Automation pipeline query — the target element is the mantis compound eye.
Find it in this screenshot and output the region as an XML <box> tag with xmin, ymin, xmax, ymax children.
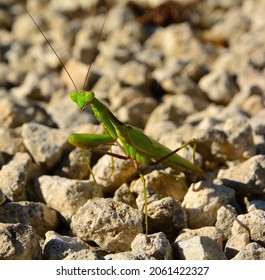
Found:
<box><xmin>84</xmin><ymin>91</ymin><xmax>95</xmax><ymax>102</ymax></box>
<box><xmin>70</xmin><ymin>92</ymin><xmax>77</xmax><ymax>102</ymax></box>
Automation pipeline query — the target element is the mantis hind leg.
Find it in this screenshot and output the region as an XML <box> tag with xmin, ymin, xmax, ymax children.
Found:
<box><xmin>153</xmin><ymin>138</ymin><xmax>198</xmax><ymax>166</ymax></box>
<box><xmin>137</xmin><ymin>170</ymin><xmax>149</xmax><ymax>243</ymax></box>
<box><xmin>136</xmin><ymin>139</ymin><xmax>199</xmax><ymax>243</ymax></box>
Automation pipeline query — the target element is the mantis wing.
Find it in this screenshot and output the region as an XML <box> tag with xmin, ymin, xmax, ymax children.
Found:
<box><xmin>126</xmin><ymin>124</ymin><xmax>203</xmax><ymax>174</ymax></box>
<box><xmin>126</xmin><ymin>125</ymin><xmax>172</xmax><ymax>159</ymax></box>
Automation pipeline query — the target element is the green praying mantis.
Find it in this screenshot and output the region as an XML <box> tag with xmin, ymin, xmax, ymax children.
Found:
<box><xmin>25</xmin><ymin>7</ymin><xmax>203</xmax><ymax>241</ymax></box>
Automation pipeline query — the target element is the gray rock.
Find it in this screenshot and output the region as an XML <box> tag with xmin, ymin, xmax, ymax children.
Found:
<box><xmin>231</xmin><ymin>210</ymin><xmax>265</xmax><ymax>246</ymax></box>
<box><xmin>43</xmin><ymin>231</ymin><xmax>89</xmax><ymax>260</ymax></box>
<box><xmin>140</xmin><ymin>167</ymin><xmax>188</xmax><ymax>201</ymax></box>
<box><xmin>205</xmin><ymin>0</ymin><xmax>243</xmax><ymax>10</ymax></box>
<box><xmin>12</xmin><ymin>10</ymin><xmax>45</xmax><ymax>42</ymax></box>
<box><xmin>147</xmin><ymin>197</ymin><xmax>187</xmax><ymax>241</ymax></box>
<box><xmin>203</xmin><ymin>8</ymin><xmax>250</xmax><ymax>48</ymax></box>
<box><xmin>92</xmin><ymin>147</ymin><xmax>137</xmax><ymax>192</ymax></box>
<box><xmin>199</xmin><ymin>70</ymin><xmax>239</xmax><ymax>104</ymax></box>
<box><xmin>0</xmin><ymin>201</ymin><xmax>59</xmax><ymax>237</ymax></box>
<box><xmin>0</xmin><ymin>8</ymin><xmax>12</xmax><ymax>29</ymax></box>
<box><xmin>118</xmin><ymin>61</ymin><xmax>149</xmax><ymax>88</ymax></box>
<box><xmin>78</xmin><ymin>0</ymin><xmax>105</xmax><ymax>9</ymax></box>
<box><xmin>130</xmin><ymin>177</ymin><xmax>160</xmax><ymax>211</ymax></box>
<box><xmin>215</xmin><ymin>205</ymin><xmax>238</xmax><ymax>239</ymax></box>
<box><xmin>214</xmin><ymin>117</ymin><xmax>254</xmax><ymax>161</ymax></box>
<box><xmin>21</xmin><ymin>122</ymin><xmax>70</xmax><ymax>168</ymax></box>
<box><xmin>0</xmin><ymin>151</ymin><xmax>4</xmax><ymax>166</ymax></box>
<box><xmin>250</xmin><ymin>109</ymin><xmax>265</xmax><ymax>136</ymax></box>
<box><xmin>73</xmin><ymin>40</ymin><xmax>99</xmax><ymax>66</ymax></box>
<box><xmin>0</xmin><ymin>190</ymin><xmax>5</xmax><ymax>206</ymax></box>
<box><xmin>240</xmin><ymin>94</ymin><xmax>264</xmax><ymax>117</ymax></box>
<box><xmin>233</xmin><ymin>71</ymin><xmax>265</xmax><ymax>114</ymax></box>
<box><xmin>145</xmin><ymin>97</ymin><xmax>191</xmax><ymax>128</ymax></box>
<box><xmin>100</xmin><ymin>20</ymin><xmax>144</xmax><ymax>63</ymax></box>
<box><xmin>225</xmin><ymin>233</ymin><xmax>250</xmax><ymax>259</ymax></box>
<box><xmin>0</xmin><ymin>223</ymin><xmax>41</xmax><ymax>260</ymax></box>
<box><xmin>0</xmin><ymin>127</ymin><xmax>26</xmax><ymax>155</ymax></box>
<box><xmin>171</xmin><ymin>68</ymin><xmax>207</xmax><ymax>97</ymax></box>
<box><xmin>92</xmin><ymin>55</ymin><xmax>122</xmax><ymax>80</ymax></box>
<box><xmin>54</xmin><ymin>148</ymin><xmax>91</xmax><ymax>180</ymax></box>
<box><xmin>157</xmin><ymin>70</ymin><xmax>206</xmax><ymax>105</ymax></box>
<box><xmin>146</xmin><ymin>23</ymin><xmax>207</xmax><ymax>62</ymax></box>
<box><xmin>182</xmin><ymin>181</ymin><xmax>236</xmax><ymax>228</ymax></box>
<box><xmin>144</xmin><ymin>121</ymin><xmax>177</xmax><ymax>141</ymax></box>
<box><xmin>116</xmin><ymin>97</ymin><xmax>157</xmax><ymax>129</ymax></box>
<box><xmin>130</xmin><ymin>168</ymin><xmax>188</xmax><ymax>206</ymax></box>
<box><xmin>176</xmin><ymin>226</ymin><xmax>225</xmax><ymax>248</ymax></box>
<box><xmin>113</xmin><ymin>183</ymin><xmax>137</xmax><ymax>208</ymax></box>
<box><xmin>11</xmin><ymin>71</ymin><xmax>60</xmax><ymax>101</ymax></box>
<box><xmin>173</xmin><ymin>236</ymin><xmax>227</xmax><ymax>260</ymax></box>
<box><xmin>131</xmin><ymin>232</ymin><xmax>173</xmax><ymax>260</ymax></box>
<box><xmin>218</xmin><ymin>155</ymin><xmax>265</xmax><ymax>195</ymax></box>
<box><xmin>71</xmin><ymin>198</ymin><xmax>143</xmax><ymax>252</ymax></box>
<box><xmin>231</xmin><ymin>25</ymin><xmax>265</xmax><ymax>68</ymax></box>
<box><xmin>196</xmin><ymin>115</ymin><xmax>255</xmax><ymax>163</ymax></box>
<box><xmin>243</xmin><ymin>0</ymin><xmax>265</xmax><ymax>30</ymax></box>
<box><xmin>0</xmin><ymin>152</ymin><xmax>32</xmax><ymax>201</ymax></box>
<box><xmin>64</xmin><ymin>249</ymin><xmax>104</xmax><ymax>260</ymax></box>
<box><xmin>105</xmin><ymin>251</ymin><xmax>154</xmax><ymax>260</ymax></box>
<box><xmin>135</xmin><ymin>47</ymin><xmax>164</xmax><ymax>69</ymax></box>
<box><xmin>0</xmin><ymin>90</ymin><xmax>55</xmax><ymax>128</ymax></box>
<box><xmin>35</xmin><ymin>175</ymin><xmax>100</xmax><ymax>223</ymax></box>
<box><xmin>73</xmin><ymin>14</ymin><xmax>108</xmax><ymax>61</ymax></box>
<box><xmin>247</xmin><ymin>200</ymin><xmax>265</xmax><ymax>212</ymax></box>
<box><xmin>232</xmin><ymin>242</ymin><xmax>265</xmax><ymax>260</ymax></box>
<box><xmin>103</xmin><ymin>5</ymin><xmax>136</xmax><ymax>33</ymax></box>
<box><xmin>0</xmin><ymin>64</ymin><xmax>8</xmax><ymax>86</ymax></box>
<box><xmin>93</xmin><ymin>75</ymin><xmax>122</xmax><ymax>101</ymax></box>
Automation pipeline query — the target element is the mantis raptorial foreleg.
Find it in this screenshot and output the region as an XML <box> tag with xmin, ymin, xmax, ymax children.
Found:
<box><xmin>80</xmin><ymin>148</ymin><xmax>100</xmax><ymax>197</ymax></box>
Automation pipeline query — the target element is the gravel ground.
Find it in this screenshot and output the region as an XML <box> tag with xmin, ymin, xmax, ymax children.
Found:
<box><xmin>1</xmin><ymin>0</ymin><xmax>265</xmax><ymax>260</ymax></box>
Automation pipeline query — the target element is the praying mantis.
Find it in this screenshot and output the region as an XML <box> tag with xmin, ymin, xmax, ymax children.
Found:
<box><xmin>25</xmin><ymin>7</ymin><xmax>203</xmax><ymax>242</ymax></box>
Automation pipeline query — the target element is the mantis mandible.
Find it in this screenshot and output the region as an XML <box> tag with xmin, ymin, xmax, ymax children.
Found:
<box><xmin>25</xmin><ymin>7</ymin><xmax>203</xmax><ymax>242</ymax></box>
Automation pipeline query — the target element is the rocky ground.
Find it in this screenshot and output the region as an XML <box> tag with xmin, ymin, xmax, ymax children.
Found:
<box><xmin>0</xmin><ymin>0</ymin><xmax>265</xmax><ymax>260</ymax></box>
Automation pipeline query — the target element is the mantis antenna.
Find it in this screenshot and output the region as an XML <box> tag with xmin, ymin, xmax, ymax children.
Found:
<box><xmin>24</xmin><ymin>5</ymin><xmax>108</xmax><ymax>93</ymax></box>
<box><xmin>82</xmin><ymin>11</ymin><xmax>109</xmax><ymax>91</ymax></box>
<box><xmin>23</xmin><ymin>6</ymin><xmax>79</xmax><ymax>92</ymax></box>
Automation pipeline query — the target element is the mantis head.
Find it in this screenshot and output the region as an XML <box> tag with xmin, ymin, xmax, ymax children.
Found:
<box><xmin>70</xmin><ymin>91</ymin><xmax>95</xmax><ymax>110</ymax></box>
